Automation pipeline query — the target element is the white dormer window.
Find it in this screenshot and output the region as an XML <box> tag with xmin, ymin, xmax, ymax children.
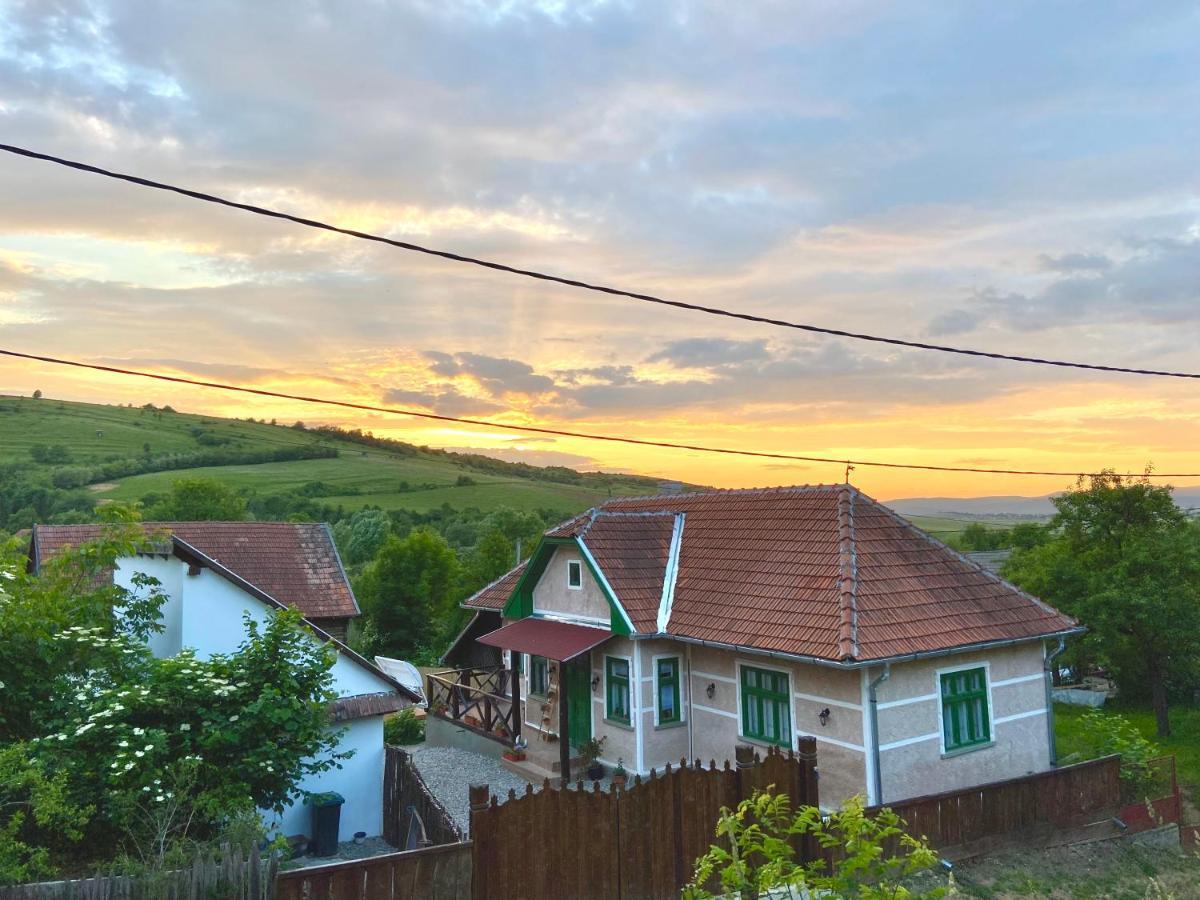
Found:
<box><xmin>567</xmin><ymin>559</ymin><xmax>583</xmax><ymax>590</ymax></box>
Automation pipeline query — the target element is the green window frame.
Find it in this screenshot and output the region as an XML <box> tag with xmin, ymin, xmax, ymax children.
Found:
<box><xmin>656</xmin><ymin>657</ymin><xmax>681</xmax><ymax>725</ymax></box>
<box><xmin>940</xmin><ymin>667</ymin><xmax>991</xmax><ymax>752</ymax></box>
<box><xmin>605</xmin><ymin>657</ymin><xmax>631</xmax><ymax>724</ymax></box>
<box><xmin>739</xmin><ymin>665</ymin><xmax>791</xmax><ymax>747</ymax></box>
<box><xmin>529</xmin><ymin>655</ymin><xmax>549</xmax><ymax>698</ymax></box>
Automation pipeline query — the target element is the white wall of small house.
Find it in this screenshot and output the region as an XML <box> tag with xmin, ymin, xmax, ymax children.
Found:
<box><xmin>266</xmin><ymin>715</ymin><xmax>385</xmax><ymax>842</ymax></box>
<box><xmin>114</xmin><ymin>555</ymin><xmax>184</xmax><ymax>658</ymax></box>
<box><xmin>110</xmin><ymin>555</ymin><xmax>394</xmax><ymax>842</ymax></box>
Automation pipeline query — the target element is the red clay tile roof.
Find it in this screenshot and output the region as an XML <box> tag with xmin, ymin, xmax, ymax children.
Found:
<box><xmin>32</xmin><ymin>522</ymin><xmax>358</xmax><ymax>621</ymax></box>
<box><xmin>576</xmin><ymin>511</ymin><xmax>675</xmax><ymax>634</ymax></box>
<box><xmin>463</xmin><ymin>560</ymin><xmax>528</xmax><ymax>610</ymax></box>
<box><xmin>467</xmin><ymin>486</ymin><xmax>1078</xmax><ymax>663</ymax></box>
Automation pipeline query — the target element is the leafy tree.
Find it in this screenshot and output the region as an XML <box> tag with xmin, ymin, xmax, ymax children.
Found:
<box><xmin>1003</xmin><ymin>471</ymin><xmax>1200</xmax><ymax>736</ymax></box>
<box><xmin>356</xmin><ymin>527</ymin><xmax>459</xmax><ymax>662</ymax></box>
<box><xmin>146</xmin><ymin>478</ymin><xmax>248</xmax><ymax>521</ymax></box>
<box><xmin>332</xmin><ymin>508</ymin><xmax>392</xmax><ymax>566</ymax></box>
<box><xmin>31</xmin><ymin>390</ymin><xmax>41</xmax><ymax>400</ymax></box>
<box><xmin>685</xmin><ymin>790</ymin><xmax>944</xmax><ymax>899</ymax></box>
<box><xmin>0</xmin><ymin>516</ymin><xmax>345</xmax><ymax>876</ymax></box>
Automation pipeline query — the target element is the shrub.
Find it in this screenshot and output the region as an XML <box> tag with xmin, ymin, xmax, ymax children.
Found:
<box><xmin>685</xmin><ymin>790</ymin><xmax>946</xmax><ymax>899</ymax></box>
<box><xmin>383</xmin><ymin>709</ymin><xmax>424</xmax><ymax>746</ymax></box>
<box><xmin>1079</xmin><ymin>709</ymin><xmax>1164</xmax><ymax>800</ymax></box>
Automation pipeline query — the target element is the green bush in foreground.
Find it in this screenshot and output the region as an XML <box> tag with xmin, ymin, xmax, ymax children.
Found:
<box><xmin>685</xmin><ymin>790</ymin><xmax>946</xmax><ymax>899</ymax></box>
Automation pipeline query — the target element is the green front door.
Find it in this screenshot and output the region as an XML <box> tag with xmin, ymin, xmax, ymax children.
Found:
<box><xmin>564</xmin><ymin>658</ymin><xmax>592</xmax><ymax>750</ymax></box>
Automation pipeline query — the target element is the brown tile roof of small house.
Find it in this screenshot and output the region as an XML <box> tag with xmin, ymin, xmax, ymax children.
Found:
<box><xmin>30</xmin><ymin>522</ymin><xmax>359</xmax><ymax>621</ymax></box>
<box><xmin>464</xmin><ymin>485</ymin><xmax>1079</xmax><ymax>664</ymax></box>
<box><xmin>464</xmin><ymin>561</ymin><xmax>528</xmax><ymax>611</ymax></box>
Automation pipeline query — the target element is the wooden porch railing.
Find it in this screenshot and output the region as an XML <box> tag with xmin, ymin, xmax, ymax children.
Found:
<box><xmin>426</xmin><ymin>666</ymin><xmax>517</xmax><ymax>744</ymax></box>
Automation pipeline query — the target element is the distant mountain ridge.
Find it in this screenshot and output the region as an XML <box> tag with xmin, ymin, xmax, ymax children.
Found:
<box><xmin>887</xmin><ymin>487</ymin><xmax>1200</xmax><ymax>520</ymax></box>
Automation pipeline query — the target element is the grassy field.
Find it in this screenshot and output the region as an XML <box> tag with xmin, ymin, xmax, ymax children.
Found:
<box><xmin>1056</xmin><ymin>702</ymin><xmax>1200</xmax><ymax>799</ymax></box>
<box><xmin>0</xmin><ymin>394</ymin><xmax>675</xmax><ymax>517</ymax></box>
<box><xmin>1</xmin><ymin>393</ymin><xmax>1037</xmax><ymax>526</ymax></box>
<box><xmin>906</xmin><ymin>514</ymin><xmax>1018</xmax><ymax>538</ymax></box>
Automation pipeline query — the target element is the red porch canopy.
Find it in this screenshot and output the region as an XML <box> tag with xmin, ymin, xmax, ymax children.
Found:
<box><xmin>477</xmin><ymin>617</ymin><xmax>610</xmax><ymax>662</ymax></box>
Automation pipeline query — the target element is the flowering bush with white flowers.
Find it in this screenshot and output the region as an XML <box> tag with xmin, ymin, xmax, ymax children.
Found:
<box><xmin>0</xmin><ymin>512</ymin><xmax>344</xmax><ymax>881</ymax></box>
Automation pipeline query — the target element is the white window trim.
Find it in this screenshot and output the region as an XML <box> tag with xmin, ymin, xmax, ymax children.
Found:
<box><xmin>651</xmin><ymin>653</ymin><xmax>686</xmax><ymax>728</ymax></box>
<box><xmin>735</xmin><ymin>658</ymin><xmax>794</xmax><ymax>751</ymax></box>
<box><xmin>566</xmin><ymin>558</ymin><xmax>583</xmax><ymax>590</ymax></box>
<box><xmin>934</xmin><ymin>660</ymin><xmax>995</xmax><ymax>756</ymax></box>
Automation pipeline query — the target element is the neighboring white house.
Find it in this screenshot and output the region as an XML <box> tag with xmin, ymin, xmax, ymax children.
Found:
<box><xmin>29</xmin><ymin>522</ymin><xmax>419</xmax><ymax>842</ymax></box>
<box><xmin>453</xmin><ymin>485</ymin><xmax>1083</xmax><ymax>807</ymax></box>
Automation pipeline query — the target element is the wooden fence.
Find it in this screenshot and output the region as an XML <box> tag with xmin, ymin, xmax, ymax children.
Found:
<box><xmin>871</xmin><ymin>754</ymin><xmax>1123</xmax><ymax>854</ymax></box>
<box><xmin>275</xmin><ymin>843</ymin><xmax>471</xmax><ymax>900</ymax></box>
<box><xmin>468</xmin><ymin>741</ymin><xmax>819</xmax><ymax>900</ymax></box>
<box><xmin>383</xmin><ymin>747</ymin><xmax>464</xmax><ymax>850</ymax></box>
<box><xmin>0</xmin><ymin>845</ymin><xmax>276</xmax><ymax>900</ymax></box>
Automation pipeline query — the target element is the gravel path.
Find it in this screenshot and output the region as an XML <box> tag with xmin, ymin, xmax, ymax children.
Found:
<box><xmin>404</xmin><ymin>744</ymin><xmax>530</xmax><ymax>834</ymax></box>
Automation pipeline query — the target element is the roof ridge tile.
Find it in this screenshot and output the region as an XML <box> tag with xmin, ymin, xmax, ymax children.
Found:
<box><xmin>835</xmin><ymin>484</ymin><xmax>860</xmax><ymax>660</ymax></box>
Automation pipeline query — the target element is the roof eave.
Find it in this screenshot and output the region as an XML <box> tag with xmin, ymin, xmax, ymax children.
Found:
<box><xmin>633</xmin><ymin>626</ymin><xmax>1086</xmax><ymax>670</ymax></box>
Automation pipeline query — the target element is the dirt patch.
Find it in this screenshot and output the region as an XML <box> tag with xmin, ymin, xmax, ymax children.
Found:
<box><xmin>87</xmin><ymin>482</ymin><xmax>118</xmax><ymax>493</ymax></box>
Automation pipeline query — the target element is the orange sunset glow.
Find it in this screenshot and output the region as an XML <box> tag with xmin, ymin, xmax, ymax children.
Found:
<box><xmin>2</xmin><ymin>3</ymin><xmax>1198</xmax><ymax>504</ymax></box>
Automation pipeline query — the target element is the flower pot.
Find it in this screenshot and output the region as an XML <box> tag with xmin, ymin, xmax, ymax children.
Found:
<box><xmin>587</xmin><ymin>763</ymin><xmax>605</xmax><ymax>781</ymax></box>
<box><xmin>503</xmin><ymin>750</ymin><xmax>526</xmax><ymax>762</ymax></box>
<box><xmin>612</xmin><ymin>774</ymin><xmax>627</xmax><ymax>789</ymax></box>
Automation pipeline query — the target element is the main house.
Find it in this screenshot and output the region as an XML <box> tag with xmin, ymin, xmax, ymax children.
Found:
<box><xmin>29</xmin><ymin>522</ymin><xmax>419</xmax><ymax>842</ymax></box>
<box><xmin>450</xmin><ymin>485</ymin><xmax>1081</xmax><ymax>807</ymax></box>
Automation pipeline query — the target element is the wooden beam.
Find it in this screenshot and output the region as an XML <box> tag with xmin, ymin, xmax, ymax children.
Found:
<box><xmin>559</xmin><ymin>664</ymin><xmax>570</xmax><ymax>783</ymax></box>
<box><xmin>510</xmin><ymin>652</ymin><xmax>521</xmax><ymax>744</ymax></box>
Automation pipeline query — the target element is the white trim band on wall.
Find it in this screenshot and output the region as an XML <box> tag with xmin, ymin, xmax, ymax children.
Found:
<box><xmin>692</xmin><ymin>702</ymin><xmax>738</xmax><ymax>721</ymax></box>
<box><xmin>879</xmin><ymin>732</ymin><xmax>941</xmax><ymax>752</ymax></box>
<box><xmin>993</xmin><ymin>708</ymin><xmax>1047</xmax><ymax>724</ymax></box>
<box><xmin>793</xmin><ymin>691</ymin><xmax>862</xmax><ymax>711</ymax></box>
<box><xmin>991</xmin><ymin>673</ymin><xmax>1045</xmax><ymax>688</ymax></box>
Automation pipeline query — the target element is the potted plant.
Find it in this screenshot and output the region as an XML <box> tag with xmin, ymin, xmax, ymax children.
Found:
<box><xmin>612</xmin><ymin>758</ymin><xmax>628</xmax><ymax>789</ymax></box>
<box><xmin>503</xmin><ymin>736</ymin><xmax>528</xmax><ymax>762</ymax></box>
<box><xmin>579</xmin><ymin>736</ymin><xmax>607</xmax><ymax>781</ymax></box>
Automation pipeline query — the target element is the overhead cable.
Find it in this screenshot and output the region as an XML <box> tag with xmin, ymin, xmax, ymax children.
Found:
<box><xmin>1</xmin><ymin>143</ymin><xmax>1197</xmax><ymax>381</ymax></box>
<box><xmin>2</xmin><ymin>347</ymin><xmax>1196</xmax><ymax>478</ymax></box>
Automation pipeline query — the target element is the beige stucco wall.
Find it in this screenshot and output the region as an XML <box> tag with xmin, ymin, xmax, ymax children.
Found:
<box><xmin>875</xmin><ymin>642</ymin><xmax>1049</xmax><ymax>804</ymax></box>
<box><xmin>532</xmin><ymin>546</ymin><xmax>611</xmax><ymax>623</ymax></box>
<box><xmin>684</xmin><ymin>643</ymin><xmax>868</xmax><ymax>807</ymax></box>
<box><xmin>592</xmin><ymin>636</ymin><xmax>638</xmax><ymax>770</ymax></box>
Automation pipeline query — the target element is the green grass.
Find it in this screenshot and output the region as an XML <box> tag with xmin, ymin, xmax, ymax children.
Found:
<box><xmin>0</xmin><ymin>394</ymin><xmax>671</xmax><ymax>517</ymax></box>
<box><xmin>907</xmin><ymin>515</ymin><xmax>1017</xmax><ymax>537</ymax></box>
<box><xmin>1055</xmin><ymin>702</ymin><xmax>1200</xmax><ymax>799</ymax></box>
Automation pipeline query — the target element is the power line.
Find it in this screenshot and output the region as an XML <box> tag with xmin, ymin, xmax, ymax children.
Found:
<box><xmin>3</xmin><ymin>347</ymin><xmax>1198</xmax><ymax>478</ymax></box>
<box><xmin>2</xmin><ymin>142</ymin><xmax>1198</xmax><ymax>382</ymax></box>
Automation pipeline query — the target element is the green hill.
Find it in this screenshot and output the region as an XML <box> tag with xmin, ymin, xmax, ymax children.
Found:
<box><xmin>0</xmin><ymin>394</ymin><xmax>684</xmax><ymax>521</ymax></box>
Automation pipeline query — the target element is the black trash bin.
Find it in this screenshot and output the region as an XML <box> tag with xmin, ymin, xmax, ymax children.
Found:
<box><xmin>307</xmin><ymin>792</ymin><xmax>345</xmax><ymax>857</ymax></box>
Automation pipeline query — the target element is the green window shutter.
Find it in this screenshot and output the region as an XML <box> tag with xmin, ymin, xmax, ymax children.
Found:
<box><xmin>940</xmin><ymin>667</ymin><xmax>992</xmax><ymax>752</ymax></box>
<box><xmin>739</xmin><ymin>665</ymin><xmax>791</xmax><ymax>747</ymax></box>
<box><xmin>656</xmin><ymin>658</ymin><xmax>680</xmax><ymax>724</ymax></box>
<box><xmin>606</xmin><ymin>657</ymin><xmax>630</xmax><ymax>724</ymax></box>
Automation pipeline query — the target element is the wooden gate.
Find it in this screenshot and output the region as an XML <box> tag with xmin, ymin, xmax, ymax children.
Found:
<box><xmin>468</xmin><ymin>741</ymin><xmax>819</xmax><ymax>900</ymax></box>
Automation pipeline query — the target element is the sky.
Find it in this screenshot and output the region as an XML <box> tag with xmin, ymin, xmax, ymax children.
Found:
<box><xmin>0</xmin><ymin>0</ymin><xmax>1198</xmax><ymax>501</ymax></box>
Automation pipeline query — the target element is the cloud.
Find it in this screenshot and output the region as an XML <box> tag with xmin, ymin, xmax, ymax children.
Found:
<box><xmin>381</xmin><ymin>386</ymin><xmax>505</xmax><ymax>417</ymax></box>
<box><xmin>1037</xmin><ymin>252</ymin><xmax>1112</xmax><ymax>273</ymax></box>
<box><xmin>423</xmin><ymin>351</ymin><xmax>556</xmax><ymax>395</ymax></box>
<box><xmin>645</xmin><ymin>338</ymin><xmax>770</xmax><ymax>368</ymax></box>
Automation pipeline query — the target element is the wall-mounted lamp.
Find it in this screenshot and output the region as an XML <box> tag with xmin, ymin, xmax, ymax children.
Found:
<box><xmin>818</xmin><ymin>708</ymin><xmax>831</xmax><ymax>727</ymax></box>
<box><xmin>706</xmin><ymin>682</ymin><xmax>716</xmax><ymax>699</ymax></box>
<box><xmin>591</xmin><ymin>675</ymin><xmax>600</xmax><ymax>693</ymax></box>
